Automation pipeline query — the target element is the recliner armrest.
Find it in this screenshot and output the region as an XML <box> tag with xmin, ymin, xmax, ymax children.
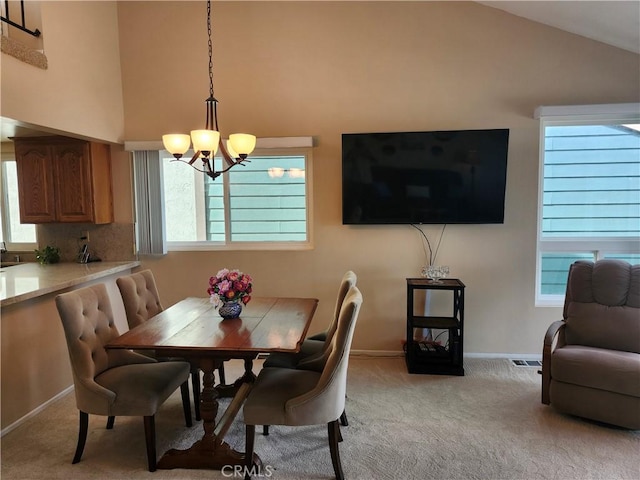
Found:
<box><xmin>544</xmin><ymin>320</ymin><xmax>566</xmax><ymax>350</ymax></box>
<box><xmin>541</xmin><ymin>320</ymin><xmax>566</xmax><ymax>405</ymax></box>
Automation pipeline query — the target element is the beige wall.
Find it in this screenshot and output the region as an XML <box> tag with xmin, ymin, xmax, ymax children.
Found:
<box><xmin>2</xmin><ymin>1</ymin><xmax>639</xmax><ymax>360</ymax></box>
<box><xmin>0</xmin><ymin>2</ymin><xmax>131</xmax><ymax>429</ymax></box>
<box><xmin>118</xmin><ymin>1</ymin><xmax>639</xmax><ymax>355</ymax></box>
<box><xmin>1</xmin><ymin>274</ymin><xmax>132</xmax><ymax>430</ymax></box>
<box><xmin>1</xmin><ymin>1</ymin><xmax>124</xmax><ymax>143</ymax></box>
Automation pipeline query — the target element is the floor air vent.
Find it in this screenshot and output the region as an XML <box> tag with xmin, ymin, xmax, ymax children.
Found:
<box><xmin>511</xmin><ymin>359</ymin><xmax>542</xmax><ymax>367</ymax></box>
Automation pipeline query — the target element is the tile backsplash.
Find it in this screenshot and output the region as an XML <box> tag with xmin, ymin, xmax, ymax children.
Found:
<box><xmin>36</xmin><ymin>222</ymin><xmax>136</xmax><ymax>263</ymax></box>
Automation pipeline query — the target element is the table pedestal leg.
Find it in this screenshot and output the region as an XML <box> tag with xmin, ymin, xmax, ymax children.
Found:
<box><xmin>157</xmin><ymin>357</ymin><xmax>261</xmax><ymax>470</ymax></box>
<box><xmin>217</xmin><ymin>358</ymin><xmax>257</xmax><ymax>398</ymax></box>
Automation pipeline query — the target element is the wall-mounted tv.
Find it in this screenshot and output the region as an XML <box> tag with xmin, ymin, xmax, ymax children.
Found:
<box><xmin>342</xmin><ymin>129</ymin><xmax>509</xmax><ymax>225</ymax></box>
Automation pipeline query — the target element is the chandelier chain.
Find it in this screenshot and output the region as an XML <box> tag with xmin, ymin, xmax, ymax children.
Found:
<box><xmin>161</xmin><ymin>0</ymin><xmax>256</xmax><ymax>179</ymax></box>
<box><xmin>207</xmin><ymin>0</ymin><xmax>214</xmax><ymax>98</ymax></box>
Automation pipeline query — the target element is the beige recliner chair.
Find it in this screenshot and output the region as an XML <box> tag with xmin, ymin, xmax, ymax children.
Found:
<box><xmin>541</xmin><ymin>259</ymin><xmax>640</xmax><ymax>429</ymax></box>
<box><xmin>243</xmin><ymin>285</ymin><xmax>362</xmax><ymax>480</ymax></box>
<box><xmin>56</xmin><ymin>284</ymin><xmax>193</xmax><ymax>471</ymax></box>
<box><xmin>116</xmin><ymin>269</ymin><xmax>226</xmax><ymax>421</ymax></box>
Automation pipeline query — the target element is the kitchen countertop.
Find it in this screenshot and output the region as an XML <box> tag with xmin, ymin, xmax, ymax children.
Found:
<box><xmin>0</xmin><ymin>261</ymin><xmax>140</xmax><ymax>307</ymax></box>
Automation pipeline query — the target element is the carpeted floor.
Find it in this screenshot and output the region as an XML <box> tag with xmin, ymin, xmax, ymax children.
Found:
<box><xmin>1</xmin><ymin>357</ymin><xmax>638</xmax><ymax>480</ymax></box>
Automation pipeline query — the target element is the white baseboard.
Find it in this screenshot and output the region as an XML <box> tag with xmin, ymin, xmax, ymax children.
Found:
<box><xmin>351</xmin><ymin>349</ymin><xmax>404</xmax><ymax>357</ymax></box>
<box><xmin>465</xmin><ymin>352</ymin><xmax>542</xmax><ymax>361</ymax></box>
<box><xmin>350</xmin><ymin>349</ymin><xmax>542</xmax><ymax>361</ymax></box>
<box><xmin>1</xmin><ymin>385</ymin><xmax>74</xmax><ymax>438</ymax></box>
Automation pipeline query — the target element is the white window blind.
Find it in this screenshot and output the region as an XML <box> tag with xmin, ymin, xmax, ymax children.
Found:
<box><xmin>209</xmin><ymin>154</ymin><xmax>308</xmax><ymax>242</ymax></box>
<box><xmin>535</xmin><ymin>103</ymin><xmax>640</xmax><ymax>303</ymax></box>
<box><xmin>132</xmin><ymin>150</ymin><xmax>167</xmax><ymax>255</ymax></box>
<box><xmin>542</xmin><ymin>124</ymin><xmax>640</xmax><ymax>238</ymax></box>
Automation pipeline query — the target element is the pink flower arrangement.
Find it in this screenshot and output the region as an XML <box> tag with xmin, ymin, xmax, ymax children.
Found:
<box><xmin>207</xmin><ymin>268</ymin><xmax>253</xmax><ymax>307</ymax></box>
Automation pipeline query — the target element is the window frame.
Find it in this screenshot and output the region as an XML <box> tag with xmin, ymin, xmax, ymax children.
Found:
<box><xmin>0</xmin><ymin>152</ymin><xmax>37</xmax><ymax>250</ymax></box>
<box><xmin>167</xmin><ymin>146</ymin><xmax>314</xmax><ymax>252</ymax></box>
<box><xmin>127</xmin><ymin>137</ymin><xmax>314</xmax><ymax>254</ymax></box>
<box><xmin>534</xmin><ymin>103</ymin><xmax>640</xmax><ymax>306</ymax></box>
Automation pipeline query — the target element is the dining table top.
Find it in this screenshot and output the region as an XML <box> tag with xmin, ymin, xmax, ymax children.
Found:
<box><xmin>107</xmin><ymin>296</ymin><xmax>319</xmax><ymax>354</ymax></box>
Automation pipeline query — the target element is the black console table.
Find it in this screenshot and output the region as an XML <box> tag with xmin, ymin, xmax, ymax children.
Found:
<box><xmin>405</xmin><ymin>277</ymin><xmax>465</xmax><ymax>376</ymax></box>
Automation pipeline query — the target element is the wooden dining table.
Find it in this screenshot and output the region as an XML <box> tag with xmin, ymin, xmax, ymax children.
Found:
<box><xmin>106</xmin><ymin>296</ymin><xmax>318</xmax><ymax>470</ymax></box>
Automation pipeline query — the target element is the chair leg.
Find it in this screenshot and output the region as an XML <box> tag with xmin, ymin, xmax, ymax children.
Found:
<box><xmin>263</xmin><ymin>425</ymin><xmax>270</xmax><ymax>436</ymax></box>
<box><xmin>143</xmin><ymin>415</ymin><xmax>157</xmax><ymax>472</ymax></box>
<box><xmin>328</xmin><ymin>420</ymin><xmax>344</xmax><ymax>480</ymax></box>
<box><xmin>191</xmin><ymin>369</ymin><xmax>201</xmax><ymax>421</ymax></box>
<box><xmin>72</xmin><ymin>411</ymin><xmax>89</xmax><ymax>464</ymax></box>
<box><xmin>106</xmin><ymin>416</ymin><xmax>115</xmax><ymax>429</ymax></box>
<box><xmin>339</xmin><ymin>409</ymin><xmax>348</xmax><ymax>427</ymax></box>
<box><xmin>180</xmin><ymin>381</ymin><xmax>193</xmax><ymax>427</ymax></box>
<box><xmin>218</xmin><ymin>362</ymin><xmax>226</xmax><ymax>385</ymax></box>
<box><xmin>245</xmin><ymin>424</ymin><xmax>256</xmax><ymax>480</ymax></box>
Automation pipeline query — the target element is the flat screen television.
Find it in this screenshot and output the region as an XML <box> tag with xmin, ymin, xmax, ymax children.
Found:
<box><xmin>342</xmin><ymin>129</ymin><xmax>509</xmax><ymax>225</ymax></box>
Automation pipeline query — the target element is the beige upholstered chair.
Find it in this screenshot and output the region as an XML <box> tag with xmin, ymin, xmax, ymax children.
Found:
<box><xmin>541</xmin><ymin>259</ymin><xmax>640</xmax><ymax>429</ymax></box>
<box><xmin>116</xmin><ymin>269</ymin><xmax>226</xmax><ymax>421</ymax></box>
<box><xmin>55</xmin><ymin>284</ymin><xmax>192</xmax><ymax>471</ymax></box>
<box><xmin>262</xmin><ymin>270</ymin><xmax>357</xmax><ymax>427</ymax></box>
<box><xmin>243</xmin><ymin>285</ymin><xmax>363</xmax><ymax>480</ymax></box>
<box><xmin>264</xmin><ymin>271</ymin><xmax>357</xmax><ymax>371</ymax></box>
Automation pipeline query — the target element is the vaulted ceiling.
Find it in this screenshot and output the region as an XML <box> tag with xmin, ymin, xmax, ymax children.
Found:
<box><xmin>477</xmin><ymin>1</ymin><xmax>639</xmax><ymax>54</ymax></box>
<box><xmin>2</xmin><ymin>1</ymin><xmax>638</xmax><ymax>142</ymax></box>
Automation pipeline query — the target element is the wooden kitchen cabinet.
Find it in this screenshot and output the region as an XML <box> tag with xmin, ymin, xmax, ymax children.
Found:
<box><xmin>14</xmin><ymin>137</ymin><xmax>114</xmax><ymax>224</ymax></box>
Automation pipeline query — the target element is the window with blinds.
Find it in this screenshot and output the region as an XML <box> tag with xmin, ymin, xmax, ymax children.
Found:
<box><xmin>161</xmin><ymin>146</ymin><xmax>312</xmax><ymax>250</ymax></box>
<box><xmin>542</xmin><ymin>125</ymin><xmax>639</xmax><ymax>238</ymax></box>
<box><xmin>205</xmin><ymin>155</ymin><xmax>308</xmax><ymax>242</ymax></box>
<box><xmin>535</xmin><ymin>104</ymin><xmax>640</xmax><ymax>303</ymax></box>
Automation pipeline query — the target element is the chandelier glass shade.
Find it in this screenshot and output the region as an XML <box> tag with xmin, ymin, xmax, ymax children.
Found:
<box><xmin>162</xmin><ymin>0</ymin><xmax>255</xmax><ymax>179</ymax></box>
<box><xmin>190</xmin><ymin>129</ymin><xmax>220</xmax><ymax>155</ymax></box>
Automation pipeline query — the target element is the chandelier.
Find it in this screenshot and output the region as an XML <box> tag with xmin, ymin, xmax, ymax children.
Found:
<box><xmin>162</xmin><ymin>0</ymin><xmax>256</xmax><ymax>180</ymax></box>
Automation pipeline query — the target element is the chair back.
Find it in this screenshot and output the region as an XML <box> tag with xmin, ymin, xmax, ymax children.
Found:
<box><xmin>286</xmin><ymin>285</ymin><xmax>362</xmax><ymax>425</ymax></box>
<box><xmin>563</xmin><ymin>259</ymin><xmax>640</xmax><ymax>353</ymax></box>
<box><xmin>117</xmin><ymin>270</ymin><xmax>164</xmax><ymax>329</ymax></box>
<box><xmin>56</xmin><ymin>284</ymin><xmax>135</xmax><ymax>412</ymax></box>
<box><xmin>324</xmin><ymin>271</ymin><xmax>358</xmax><ymax>352</ymax></box>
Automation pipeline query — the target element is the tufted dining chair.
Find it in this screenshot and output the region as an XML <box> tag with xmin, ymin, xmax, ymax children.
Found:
<box><xmin>261</xmin><ymin>270</ymin><xmax>357</xmax><ymax>429</ymax></box>
<box><xmin>243</xmin><ymin>285</ymin><xmax>363</xmax><ymax>480</ymax></box>
<box><xmin>264</xmin><ymin>271</ymin><xmax>357</xmax><ymax>370</ymax></box>
<box><xmin>55</xmin><ymin>283</ymin><xmax>192</xmax><ymax>472</ymax></box>
<box><xmin>116</xmin><ymin>269</ymin><xmax>226</xmax><ymax>421</ymax></box>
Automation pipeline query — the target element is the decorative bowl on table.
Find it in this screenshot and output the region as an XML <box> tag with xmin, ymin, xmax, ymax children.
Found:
<box><xmin>421</xmin><ymin>265</ymin><xmax>450</xmax><ymax>283</ymax></box>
